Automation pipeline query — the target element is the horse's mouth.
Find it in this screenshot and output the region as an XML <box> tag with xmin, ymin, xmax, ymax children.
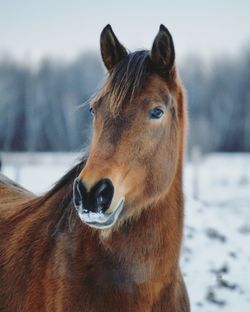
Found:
<box><xmin>76</xmin><ymin>198</ymin><xmax>125</xmax><ymax>229</ymax></box>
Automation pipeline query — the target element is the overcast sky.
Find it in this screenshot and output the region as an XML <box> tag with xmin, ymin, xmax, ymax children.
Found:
<box><xmin>0</xmin><ymin>0</ymin><xmax>249</xmax><ymax>63</ymax></box>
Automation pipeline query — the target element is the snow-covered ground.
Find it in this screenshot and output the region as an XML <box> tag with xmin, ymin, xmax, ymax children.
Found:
<box><xmin>1</xmin><ymin>153</ymin><xmax>250</xmax><ymax>311</ymax></box>
<box><xmin>183</xmin><ymin>154</ymin><xmax>250</xmax><ymax>312</ymax></box>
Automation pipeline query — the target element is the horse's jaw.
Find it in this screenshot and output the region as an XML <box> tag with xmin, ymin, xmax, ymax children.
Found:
<box><xmin>76</xmin><ymin>197</ymin><xmax>125</xmax><ymax>229</ymax></box>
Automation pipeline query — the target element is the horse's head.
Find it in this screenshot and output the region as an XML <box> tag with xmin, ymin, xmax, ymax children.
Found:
<box><xmin>73</xmin><ymin>25</ymin><xmax>186</xmax><ymax>230</ymax></box>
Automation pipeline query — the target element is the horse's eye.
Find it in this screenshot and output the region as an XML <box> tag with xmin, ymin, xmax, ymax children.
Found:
<box><xmin>149</xmin><ymin>107</ymin><xmax>164</xmax><ymax>120</ymax></box>
<box><xmin>89</xmin><ymin>107</ymin><xmax>95</xmax><ymax>116</ymax></box>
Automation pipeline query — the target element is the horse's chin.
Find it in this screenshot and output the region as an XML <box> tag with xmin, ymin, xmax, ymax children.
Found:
<box><xmin>77</xmin><ymin>198</ymin><xmax>125</xmax><ymax>229</ymax></box>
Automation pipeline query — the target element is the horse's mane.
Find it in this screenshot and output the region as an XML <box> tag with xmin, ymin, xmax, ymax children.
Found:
<box><xmin>93</xmin><ymin>50</ymin><xmax>151</xmax><ymax>115</ymax></box>
<box><xmin>41</xmin><ymin>156</ymin><xmax>87</xmax><ymax>204</ymax></box>
<box><xmin>41</xmin><ymin>156</ymin><xmax>87</xmax><ymax>233</ymax></box>
<box><xmin>7</xmin><ymin>157</ymin><xmax>87</xmax><ymax>233</ymax></box>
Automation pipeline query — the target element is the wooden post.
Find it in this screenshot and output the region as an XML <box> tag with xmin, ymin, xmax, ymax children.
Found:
<box><xmin>191</xmin><ymin>146</ymin><xmax>202</xmax><ymax>200</ymax></box>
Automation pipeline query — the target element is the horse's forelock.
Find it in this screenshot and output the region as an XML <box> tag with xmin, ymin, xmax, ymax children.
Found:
<box><xmin>94</xmin><ymin>50</ymin><xmax>151</xmax><ymax>115</ymax></box>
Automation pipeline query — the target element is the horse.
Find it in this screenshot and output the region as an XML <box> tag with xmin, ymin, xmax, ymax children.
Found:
<box><xmin>0</xmin><ymin>24</ymin><xmax>190</xmax><ymax>311</ymax></box>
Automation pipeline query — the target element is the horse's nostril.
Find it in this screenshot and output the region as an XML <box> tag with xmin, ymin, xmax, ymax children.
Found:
<box><xmin>73</xmin><ymin>178</ymin><xmax>114</xmax><ymax>213</ymax></box>
<box><xmin>93</xmin><ymin>179</ymin><xmax>114</xmax><ymax>213</ymax></box>
<box><xmin>73</xmin><ymin>178</ymin><xmax>87</xmax><ymax>208</ymax></box>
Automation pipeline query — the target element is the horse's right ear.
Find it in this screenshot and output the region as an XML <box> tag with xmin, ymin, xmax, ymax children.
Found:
<box><xmin>100</xmin><ymin>25</ymin><xmax>128</xmax><ymax>71</ymax></box>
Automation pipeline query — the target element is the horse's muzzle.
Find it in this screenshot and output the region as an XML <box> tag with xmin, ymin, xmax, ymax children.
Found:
<box><xmin>73</xmin><ymin>178</ymin><xmax>124</xmax><ymax>229</ymax></box>
<box><xmin>73</xmin><ymin>178</ymin><xmax>114</xmax><ymax>213</ymax></box>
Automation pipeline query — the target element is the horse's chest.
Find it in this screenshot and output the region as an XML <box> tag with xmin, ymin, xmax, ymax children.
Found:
<box><xmin>54</xmin><ymin>261</ymin><xmax>155</xmax><ymax>311</ymax></box>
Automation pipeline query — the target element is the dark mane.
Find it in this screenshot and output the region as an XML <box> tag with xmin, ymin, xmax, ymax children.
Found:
<box><xmin>42</xmin><ymin>156</ymin><xmax>87</xmax><ymax>233</ymax></box>
<box><xmin>36</xmin><ymin>156</ymin><xmax>87</xmax><ymax>218</ymax></box>
<box><xmin>42</xmin><ymin>156</ymin><xmax>87</xmax><ymax>203</ymax></box>
<box><xmin>7</xmin><ymin>157</ymin><xmax>87</xmax><ymax>231</ymax></box>
<box><xmin>94</xmin><ymin>50</ymin><xmax>151</xmax><ymax>115</ymax></box>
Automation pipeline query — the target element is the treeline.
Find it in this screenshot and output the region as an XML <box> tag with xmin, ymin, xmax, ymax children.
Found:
<box><xmin>0</xmin><ymin>49</ymin><xmax>249</xmax><ymax>152</ymax></box>
<box><xmin>0</xmin><ymin>53</ymin><xmax>104</xmax><ymax>151</ymax></box>
<box><xmin>181</xmin><ymin>49</ymin><xmax>250</xmax><ymax>152</ymax></box>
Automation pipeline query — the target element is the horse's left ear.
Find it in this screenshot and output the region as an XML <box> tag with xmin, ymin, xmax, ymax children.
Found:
<box><xmin>100</xmin><ymin>24</ymin><xmax>128</xmax><ymax>71</ymax></box>
<box><xmin>150</xmin><ymin>25</ymin><xmax>175</xmax><ymax>78</ymax></box>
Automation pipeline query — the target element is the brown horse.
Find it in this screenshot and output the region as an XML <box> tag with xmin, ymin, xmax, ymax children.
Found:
<box><xmin>0</xmin><ymin>25</ymin><xmax>190</xmax><ymax>311</ymax></box>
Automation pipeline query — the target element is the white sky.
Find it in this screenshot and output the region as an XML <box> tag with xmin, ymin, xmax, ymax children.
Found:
<box><xmin>0</xmin><ymin>0</ymin><xmax>249</xmax><ymax>63</ymax></box>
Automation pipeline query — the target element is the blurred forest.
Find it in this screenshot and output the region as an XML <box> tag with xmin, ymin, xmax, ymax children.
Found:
<box><xmin>0</xmin><ymin>49</ymin><xmax>249</xmax><ymax>153</ymax></box>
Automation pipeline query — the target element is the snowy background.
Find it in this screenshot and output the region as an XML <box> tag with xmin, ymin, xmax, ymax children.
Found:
<box><xmin>1</xmin><ymin>152</ymin><xmax>250</xmax><ymax>312</ymax></box>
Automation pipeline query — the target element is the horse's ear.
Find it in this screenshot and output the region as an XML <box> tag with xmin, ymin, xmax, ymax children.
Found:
<box><xmin>100</xmin><ymin>24</ymin><xmax>128</xmax><ymax>71</ymax></box>
<box><xmin>150</xmin><ymin>25</ymin><xmax>175</xmax><ymax>78</ymax></box>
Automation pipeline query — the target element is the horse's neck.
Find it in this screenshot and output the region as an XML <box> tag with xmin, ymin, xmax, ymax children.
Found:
<box><xmin>41</xmin><ymin>169</ymin><xmax>183</xmax><ymax>291</ymax></box>
<box><xmin>98</xmin><ymin>174</ymin><xmax>184</xmax><ymax>288</ymax></box>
